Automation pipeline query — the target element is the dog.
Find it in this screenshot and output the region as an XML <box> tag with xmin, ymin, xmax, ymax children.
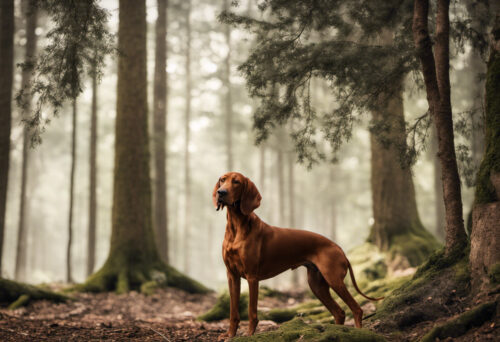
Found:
<box><xmin>213</xmin><ymin>172</ymin><xmax>383</xmax><ymax>339</ymax></box>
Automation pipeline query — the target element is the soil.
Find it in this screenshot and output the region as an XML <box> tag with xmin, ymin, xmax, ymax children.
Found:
<box><xmin>0</xmin><ymin>286</ymin><xmax>303</xmax><ymax>341</ymax></box>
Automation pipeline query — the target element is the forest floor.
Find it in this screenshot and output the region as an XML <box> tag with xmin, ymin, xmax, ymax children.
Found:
<box><xmin>0</xmin><ymin>283</ymin><xmax>498</xmax><ymax>341</ymax></box>
<box><xmin>0</xmin><ymin>286</ymin><xmax>304</xmax><ymax>341</ymax></box>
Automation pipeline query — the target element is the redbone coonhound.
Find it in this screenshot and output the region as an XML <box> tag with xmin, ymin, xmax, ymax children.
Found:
<box><xmin>213</xmin><ymin>172</ymin><xmax>382</xmax><ymax>339</ymax></box>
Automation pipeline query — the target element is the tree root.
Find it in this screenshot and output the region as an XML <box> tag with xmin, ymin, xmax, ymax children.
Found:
<box><xmin>0</xmin><ymin>278</ymin><xmax>68</xmax><ymax>309</ymax></box>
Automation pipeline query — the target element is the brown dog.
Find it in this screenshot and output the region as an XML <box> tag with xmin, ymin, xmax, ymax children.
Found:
<box><xmin>213</xmin><ymin>172</ymin><xmax>382</xmax><ymax>339</ymax></box>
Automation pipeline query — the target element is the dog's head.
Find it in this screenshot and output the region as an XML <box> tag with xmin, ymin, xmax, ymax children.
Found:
<box><xmin>212</xmin><ymin>172</ymin><xmax>262</xmax><ymax>215</ymax></box>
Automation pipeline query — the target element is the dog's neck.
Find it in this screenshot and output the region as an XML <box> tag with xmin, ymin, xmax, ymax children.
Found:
<box><xmin>226</xmin><ymin>206</ymin><xmax>253</xmax><ymax>239</ymax></box>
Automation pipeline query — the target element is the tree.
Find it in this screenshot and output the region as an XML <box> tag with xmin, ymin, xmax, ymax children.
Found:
<box><xmin>183</xmin><ymin>0</ymin><xmax>192</xmax><ymax>274</ymax></box>
<box><xmin>223</xmin><ymin>0</ymin><xmax>233</xmax><ymax>171</ymax></box>
<box><xmin>79</xmin><ymin>0</ymin><xmax>207</xmax><ymax>293</ymax></box>
<box><xmin>0</xmin><ymin>0</ymin><xmax>14</xmax><ymax>277</ymax></box>
<box><xmin>66</xmin><ymin>99</ymin><xmax>77</xmax><ymax>283</ymax></box>
<box><xmin>412</xmin><ymin>0</ymin><xmax>468</xmax><ymax>254</ymax></box>
<box><xmin>153</xmin><ymin>0</ymin><xmax>169</xmax><ymax>263</ymax></box>
<box><xmin>223</xmin><ymin>0</ymin><xmax>439</xmax><ymax>265</ymax></box>
<box><xmin>15</xmin><ymin>0</ymin><xmax>38</xmax><ymax>282</ymax></box>
<box><xmin>87</xmin><ymin>49</ymin><xmax>98</xmax><ymax>277</ymax></box>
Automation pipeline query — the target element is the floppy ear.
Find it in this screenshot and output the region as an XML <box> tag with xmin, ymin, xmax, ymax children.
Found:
<box><xmin>240</xmin><ymin>177</ymin><xmax>262</xmax><ymax>215</ymax></box>
<box><xmin>212</xmin><ymin>178</ymin><xmax>221</xmax><ymax>208</ymax></box>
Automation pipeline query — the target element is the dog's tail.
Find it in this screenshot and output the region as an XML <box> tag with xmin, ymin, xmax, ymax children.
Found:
<box><xmin>347</xmin><ymin>261</ymin><xmax>384</xmax><ymax>301</ymax></box>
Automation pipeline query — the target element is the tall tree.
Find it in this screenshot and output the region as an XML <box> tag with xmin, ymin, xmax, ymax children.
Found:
<box><xmin>80</xmin><ymin>0</ymin><xmax>207</xmax><ymax>294</ymax></box>
<box><xmin>0</xmin><ymin>0</ymin><xmax>14</xmax><ymax>277</ymax></box>
<box><xmin>153</xmin><ymin>0</ymin><xmax>169</xmax><ymax>263</ymax></box>
<box><xmin>15</xmin><ymin>0</ymin><xmax>38</xmax><ymax>282</ymax></box>
<box><xmin>223</xmin><ymin>0</ymin><xmax>233</xmax><ymax>171</ymax></box>
<box><xmin>223</xmin><ymin>1</ymin><xmax>440</xmax><ymax>265</ymax></box>
<box><xmin>87</xmin><ymin>49</ymin><xmax>98</xmax><ymax>277</ymax></box>
<box><xmin>183</xmin><ymin>0</ymin><xmax>192</xmax><ymax>274</ymax></box>
<box><xmin>431</xmin><ymin>128</ymin><xmax>446</xmax><ymax>241</ymax></box>
<box><xmin>412</xmin><ymin>0</ymin><xmax>468</xmax><ymax>254</ymax></box>
<box><xmin>67</xmin><ymin>99</ymin><xmax>77</xmax><ymax>283</ymax></box>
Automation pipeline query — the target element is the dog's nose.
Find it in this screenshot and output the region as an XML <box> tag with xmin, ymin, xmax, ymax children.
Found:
<box><xmin>217</xmin><ymin>189</ymin><xmax>228</xmax><ymax>197</ymax></box>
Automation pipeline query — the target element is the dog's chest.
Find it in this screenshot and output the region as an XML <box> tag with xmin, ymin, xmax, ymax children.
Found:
<box><xmin>222</xmin><ymin>237</ymin><xmax>253</xmax><ymax>277</ymax></box>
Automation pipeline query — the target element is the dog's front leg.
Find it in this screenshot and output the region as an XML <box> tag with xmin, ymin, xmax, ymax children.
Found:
<box><xmin>227</xmin><ymin>271</ymin><xmax>241</xmax><ymax>338</ymax></box>
<box><xmin>247</xmin><ymin>278</ymin><xmax>259</xmax><ymax>335</ymax></box>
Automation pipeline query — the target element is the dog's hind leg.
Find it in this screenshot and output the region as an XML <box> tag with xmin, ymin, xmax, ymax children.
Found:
<box><xmin>315</xmin><ymin>257</ymin><xmax>363</xmax><ymax>328</ymax></box>
<box><xmin>306</xmin><ymin>264</ymin><xmax>345</xmax><ymax>325</ymax></box>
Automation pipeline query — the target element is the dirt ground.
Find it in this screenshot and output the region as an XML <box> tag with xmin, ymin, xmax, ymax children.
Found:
<box><xmin>0</xmin><ymin>287</ymin><xmax>300</xmax><ymax>341</ymax></box>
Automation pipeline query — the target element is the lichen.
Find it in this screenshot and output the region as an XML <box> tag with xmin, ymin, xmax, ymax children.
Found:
<box><xmin>233</xmin><ymin>318</ymin><xmax>386</xmax><ymax>342</ymax></box>
<box><xmin>197</xmin><ymin>291</ymin><xmax>249</xmax><ymax>322</ymax></box>
<box><xmin>420</xmin><ymin>301</ymin><xmax>497</xmax><ymax>342</ymax></box>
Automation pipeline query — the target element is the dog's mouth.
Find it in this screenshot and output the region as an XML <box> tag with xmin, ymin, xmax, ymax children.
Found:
<box><xmin>216</xmin><ymin>197</ymin><xmax>238</xmax><ymax>211</ymax></box>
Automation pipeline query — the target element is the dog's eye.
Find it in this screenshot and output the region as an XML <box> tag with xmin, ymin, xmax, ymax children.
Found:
<box><xmin>220</xmin><ymin>178</ymin><xmax>225</xmax><ymax>183</ymax></box>
<box><xmin>233</xmin><ymin>179</ymin><xmax>240</xmax><ymax>184</ymax></box>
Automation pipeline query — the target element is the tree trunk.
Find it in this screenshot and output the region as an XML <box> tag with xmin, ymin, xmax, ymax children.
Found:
<box><xmin>223</xmin><ymin>0</ymin><xmax>233</xmax><ymax>171</ymax></box>
<box><xmin>431</xmin><ymin>128</ymin><xmax>446</xmax><ymax>241</ymax></box>
<box><xmin>288</xmin><ymin>150</ymin><xmax>299</xmax><ymax>285</ymax></box>
<box><xmin>79</xmin><ymin>0</ymin><xmax>208</xmax><ymax>294</ymax></box>
<box><xmin>329</xmin><ymin>168</ymin><xmax>337</xmax><ymax>242</ymax></box>
<box><xmin>277</xmin><ymin>147</ymin><xmax>285</xmax><ymax>225</ymax></box>
<box><xmin>153</xmin><ymin>0</ymin><xmax>169</xmax><ymax>263</ymax></box>
<box><xmin>470</xmin><ymin>9</ymin><xmax>500</xmax><ymax>290</ymax></box>
<box><xmin>0</xmin><ymin>0</ymin><xmax>14</xmax><ymax>277</ymax></box>
<box><xmin>412</xmin><ymin>0</ymin><xmax>468</xmax><ymax>255</ymax></box>
<box><xmin>87</xmin><ymin>50</ymin><xmax>98</xmax><ymax>277</ymax></box>
<box><xmin>67</xmin><ymin>99</ymin><xmax>77</xmax><ymax>283</ymax></box>
<box><xmin>15</xmin><ymin>0</ymin><xmax>37</xmax><ymax>282</ymax></box>
<box><xmin>183</xmin><ymin>0</ymin><xmax>192</xmax><ymax>274</ymax></box>
<box><xmin>368</xmin><ymin>80</ymin><xmax>439</xmax><ymax>266</ymax></box>
<box><xmin>259</xmin><ymin>145</ymin><xmax>265</xmax><ymax>195</ymax></box>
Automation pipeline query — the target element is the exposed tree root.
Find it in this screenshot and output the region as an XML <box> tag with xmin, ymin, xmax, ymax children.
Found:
<box><xmin>0</xmin><ymin>278</ymin><xmax>68</xmax><ymax>309</ymax></box>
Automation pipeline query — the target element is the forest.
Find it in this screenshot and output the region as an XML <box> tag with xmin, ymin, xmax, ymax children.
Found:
<box><xmin>0</xmin><ymin>0</ymin><xmax>499</xmax><ymax>341</ymax></box>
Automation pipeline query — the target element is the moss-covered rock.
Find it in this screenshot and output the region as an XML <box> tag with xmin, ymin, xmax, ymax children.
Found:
<box><xmin>197</xmin><ymin>291</ymin><xmax>249</xmax><ymax>322</ymax></box>
<box><xmin>233</xmin><ymin>318</ymin><xmax>386</xmax><ymax>341</ymax></box>
<box><xmin>0</xmin><ymin>278</ymin><xmax>68</xmax><ymax>309</ymax></box>
<box><xmin>258</xmin><ymin>285</ymin><xmax>288</xmax><ymax>300</ymax></box>
<box><xmin>260</xmin><ymin>308</ymin><xmax>297</xmax><ymax>323</ymax></box>
<box><xmin>420</xmin><ymin>301</ymin><xmax>497</xmax><ymax>342</ymax></box>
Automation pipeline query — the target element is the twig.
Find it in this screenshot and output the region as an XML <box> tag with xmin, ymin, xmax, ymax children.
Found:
<box><xmin>149</xmin><ymin>326</ymin><xmax>170</xmax><ymax>341</ymax></box>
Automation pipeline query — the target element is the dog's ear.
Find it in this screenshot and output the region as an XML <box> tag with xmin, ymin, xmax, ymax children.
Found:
<box><xmin>240</xmin><ymin>177</ymin><xmax>262</xmax><ymax>215</ymax></box>
<box><xmin>212</xmin><ymin>178</ymin><xmax>221</xmax><ymax>208</ymax></box>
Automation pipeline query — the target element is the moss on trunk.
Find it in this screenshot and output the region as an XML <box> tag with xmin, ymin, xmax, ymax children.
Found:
<box><xmin>0</xmin><ymin>278</ymin><xmax>68</xmax><ymax>309</ymax></box>
<box><xmin>474</xmin><ymin>46</ymin><xmax>500</xmax><ymax>204</ymax></box>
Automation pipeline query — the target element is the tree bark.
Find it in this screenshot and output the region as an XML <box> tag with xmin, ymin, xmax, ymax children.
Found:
<box><xmin>0</xmin><ymin>0</ymin><xmax>14</xmax><ymax>277</ymax></box>
<box><xmin>67</xmin><ymin>99</ymin><xmax>77</xmax><ymax>283</ymax></box>
<box><xmin>87</xmin><ymin>50</ymin><xmax>98</xmax><ymax>277</ymax></box>
<box><xmin>183</xmin><ymin>0</ymin><xmax>192</xmax><ymax>274</ymax></box>
<box><xmin>15</xmin><ymin>0</ymin><xmax>37</xmax><ymax>282</ymax></box>
<box><xmin>431</xmin><ymin>127</ymin><xmax>445</xmax><ymax>241</ymax></box>
<box><xmin>223</xmin><ymin>0</ymin><xmax>233</xmax><ymax>171</ymax></box>
<box><xmin>153</xmin><ymin>0</ymin><xmax>169</xmax><ymax>263</ymax></box>
<box><xmin>413</xmin><ymin>0</ymin><xmax>468</xmax><ymax>254</ymax></box>
<box><xmin>79</xmin><ymin>0</ymin><xmax>208</xmax><ymax>294</ymax></box>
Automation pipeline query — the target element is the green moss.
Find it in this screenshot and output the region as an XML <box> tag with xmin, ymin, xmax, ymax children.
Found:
<box><xmin>488</xmin><ymin>263</ymin><xmax>500</xmax><ymax>285</ymax></box>
<box><xmin>259</xmin><ymin>285</ymin><xmax>288</xmax><ymax>300</ymax></box>
<box><xmin>420</xmin><ymin>302</ymin><xmax>497</xmax><ymax>342</ymax></box>
<box><xmin>8</xmin><ymin>294</ymin><xmax>30</xmax><ymax>310</ymax></box>
<box><xmin>375</xmin><ymin>247</ymin><xmax>470</xmax><ymax>321</ymax></box>
<box><xmin>388</xmin><ymin>225</ymin><xmax>441</xmax><ymax>267</ymax></box>
<box><xmin>475</xmin><ymin>50</ymin><xmax>500</xmax><ymax>204</ymax></box>
<box><xmin>233</xmin><ymin>318</ymin><xmax>386</xmax><ymax>342</ymax></box>
<box><xmin>140</xmin><ymin>280</ymin><xmax>159</xmax><ymax>296</ymax></box>
<box><xmin>73</xmin><ymin>260</ymin><xmax>210</xmax><ymax>294</ymax></box>
<box><xmin>197</xmin><ymin>291</ymin><xmax>249</xmax><ymax>322</ymax></box>
<box><xmin>0</xmin><ymin>278</ymin><xmax>68</xmax><ymax>307</ymax></box>
<box><xmin>260</xmin><ymin>308</ymin><xmax>297</xmax><ymax>323</ymax></box>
